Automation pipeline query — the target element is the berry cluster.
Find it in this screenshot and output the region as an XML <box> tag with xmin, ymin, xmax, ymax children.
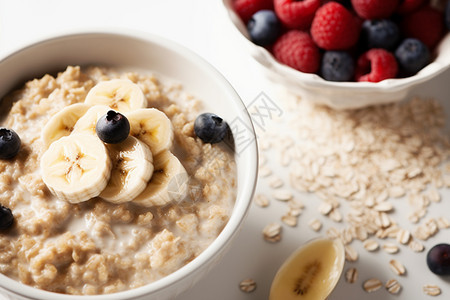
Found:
<box><xmin>234</xmin><ymin>0</ymin><xmax>449</xmax><ymax>82</ymax></box>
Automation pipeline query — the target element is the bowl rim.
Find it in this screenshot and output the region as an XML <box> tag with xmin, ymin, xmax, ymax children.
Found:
<box><xmin>221</xmin><ymin>0</ymin><xmax>450</xmax><ymax>90</ymax></box>
<box><xmin>0</xmin><ymin>28</ymin><xmax>258</xmax><ymax>299</ymax></box>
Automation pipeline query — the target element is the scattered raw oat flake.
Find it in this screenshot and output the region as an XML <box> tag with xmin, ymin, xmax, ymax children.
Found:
<box><xmin>345</xmin><ymin>267</ymin><xmax>358</xmax><ymax>284</ymax></box>
<box><xmin>423</xmin><ymin>284</ymin><xmax>441</xmax><ymax>296</ymax></box>
<box><xmin>363</xmin><ymin>278</ymin><xmax>383</xmax><ymax>293</ymax></box>
<box><xmin>281</xmin><ymin>214</ymin><xmax>297</xmax><ymax>227</ymax></box>
<box><xmin>389</xmin><ymin>259</ymin><xmax>406</xmax><ymax>276</ymax></box>
<box><xmin>239</xmin><ymin>279</ymin><xmax>256</xmax><ymax>293</ymax></box>
<box><xmin>345</xmin><ymin>245</ymin><xmax>359</xmax><ymax>262</ymax></box>
<box><xmin>254</xmin><ymin>194</ymin><xmax>270</xmax><ymax>208</ymax></box>
<box><xmin>383</xmin><ymin>243</ymin><xmax>400</xmax><ymax>254</ymax></box>
<box><xmin>308</xmin><ymin>218</ymin><xmax>322</xmax><ymax>232</ymax></box>
<box><xmin>272</xmin><ymin>190</ymin><xmax>293</xmax><ymax>202</ymax></box>
<box><xmin>363</xmin><ymin>239</ymin><xmax>379</xmax><ymax>252</ymax></box>
<box><xmin>385</xmin><ymin>279</ymin><xmax>402</xmax><ymax>294</ymax></box>
<box><xmin>262</xmin><ymin>222</ymin><xmax>282</xmax><ymax>243</ymax></box>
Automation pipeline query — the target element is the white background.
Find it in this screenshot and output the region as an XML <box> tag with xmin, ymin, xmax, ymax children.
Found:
<box><xmin>0</xmin><ymin>1</ymin><xmax>449</xmax><ymax>299</ymax></box>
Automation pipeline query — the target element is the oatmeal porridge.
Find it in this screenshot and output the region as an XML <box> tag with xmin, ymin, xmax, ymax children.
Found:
<box><xmin>0</xmin><ymin>66</ymin><xmax>236</xmax><ymax>295</ymax></box>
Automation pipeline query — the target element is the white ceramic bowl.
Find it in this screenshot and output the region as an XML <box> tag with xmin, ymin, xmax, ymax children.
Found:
<box><xmin>0</xmin><ymin>30</ymin><xmax>258</xmax><ymax>300</ymax></box>
<box><xmin>221</xmin><ymin>0</ymin><xmax>450</xmax><ymax>109</ymax></box>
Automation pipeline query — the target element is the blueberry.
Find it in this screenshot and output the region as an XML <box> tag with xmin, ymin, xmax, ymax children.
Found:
<box><xmin>361</xmin><ymin>19</ymin><xmax>399</xmax><ymax>50</ymax></box>
<box><xmin>194</xmin><ymin>113</ymin><xmax>228</xmax><ymax>144</ymax></box>
<box><xmin>320</xmin><ymin>51</ymin><xmax>355</xmax><ymax>82</ymax></box>
<box><xmin>247</xmin><ymin>10</ymin><xmax>281</xmax><ymax>46</ymax></box>
<box><xmin>0</xmin><ymin>128</ymin><xmax>21</xmax><ymax>159</ymax></box>
<box><xmin>0</xmin><ymin>205</ymin><xmax>14</xmax><ymax>230</ymax></box>
<box><xmin>96</xmin><ymin>110</ymin><xmax>130</xmax><ymax>144</ymax></box>
<box><xmin>446</xmin><ymin>0</ymin><xmax>450</xmax><ymax>30</ymax></box>
<box><xmin>427</xmin><ymin>243</ymin><xmax>450</xmax><ymax>276</ymax></box>
<box><xmin>395</xmin><ymin>38</ymin><xmax>430</xmax><ymax>76</ymax></box>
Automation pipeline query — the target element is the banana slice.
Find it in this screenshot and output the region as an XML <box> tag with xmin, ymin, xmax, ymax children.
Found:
<box><xmin>40</xmin><ymin>133</ymin><xmax>112</xmax><ymax>203</ymax></box>
<box><xmin>85</xmin><ymin>79</ymin><xmax>147</xmax><ymax>113</ymax></box>
<box><xmin>41</xmin><ymin>103</ymin><xmax>90</xmax><ymax>148</ymax></box>
<box><xmin>133</xmin><ymin>150</ymin><xmax>188</xmax><ymax>207</ymax></box>
<box><xmin>269</xmin><ymin>238</ymin><xmax>345</xmax><ymax>300</ymax></box>
<box><xmin>126</xmin><ymin>108</ymin><xmax>174</xmax><ymax>155</ymax></box>
<box><xmin>72</xmin><ymin>105</ymin><xmax>111</xmax><ymax>136</ymax></box>
<box><xmin>99</xmin><ymin>136</ymin><xmax>154</xmax><ymax>203</ymax></box>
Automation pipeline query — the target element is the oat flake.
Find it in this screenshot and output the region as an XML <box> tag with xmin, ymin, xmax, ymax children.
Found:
<box><xmin>389</xmin><ymin>259</ymin><xmax>406</xmax><ymax>276</ymax></box>
<box><xmin>408</xmin><ymin>240</ymin><xmax>425</xmax><ymax>252</ymax></box>
<box><xmin>263</xmin><ymin>223</ymin><xmax>282</xmax><ymax>243</ymax></box>
<box><xmin>281</xmin><ymin>214</ymin><xmax>297</xmax><ymax>227</ymax></box>
<box><xmin>272</xmin><ymin>190</ymin><xmax>293</xmax><ymax>202</ymax></box>
<box><xmin>254</xmin><ymin>194</ymin><xmax>269</xmax><ymax>208</ymax></box>
<box><xmin>345</xmin><ymin>245</ymin><xmax>359</xmax><ymax>262</ymax></box>
<box><xmin>423</xmin><ymin>284</ymin><xmax>441</xmax><ymax>296</ymax></box>
<box><xmin>239</xmin><ymin>279</ymin><xmax>256</xmax><ymax>293</ymax></box>
<box><xmin>385</xmin><ymin>279</ymin><xmax>402</xmax><ymax>294</ymax></box>
<box><xmin>308</xmin><ymin>218</ymin><xmax>322</xmax><ymax>232</ymax></box>
<box><xmin>345</xmin><ymin>267</ymin><xmax>358</xmax><ymax>284</ymax></box>
<box><xmin>383</xmin><ymin>243</ymin><xmax>399</xmax><ymax>254</ymax></box>
<box><xmin>363</xmin><ymin>278</ymin><xmax>382</xmax><ymax>293</ymax></box>
<box><xmin>363</xmin><ymin>239</ymin><xmax>379</xmax><ymax>252</ymax></box>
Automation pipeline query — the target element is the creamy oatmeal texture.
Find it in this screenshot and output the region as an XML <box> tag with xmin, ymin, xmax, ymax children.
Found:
<box><xmin>0</xmin><ymin>66</ymin><xmax>236</xmax><ymax>294</ymax></box>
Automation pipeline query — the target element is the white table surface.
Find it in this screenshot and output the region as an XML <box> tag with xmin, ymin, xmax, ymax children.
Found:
<box><xmin>0</xmin><ymin>1</ymin><xmax>449</xmax><ymax>299</ymax></box>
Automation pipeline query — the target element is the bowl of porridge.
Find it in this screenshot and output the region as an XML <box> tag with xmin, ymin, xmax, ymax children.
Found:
<box><xmin>0</xmin><ymin>30</ymin><xmax>257</xmax><ymax>300</ymax></box>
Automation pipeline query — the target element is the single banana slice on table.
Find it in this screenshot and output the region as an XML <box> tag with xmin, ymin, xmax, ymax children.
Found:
<box><xmin>269</xmin><ymin>238</ymin><xmax>345</xmax><ymax>300</ymax></box>
<box><xmin>85</xmin><ymin>79</ymin><xmax>147</xmax><ymax>113</ymax></box>
<box><xmin>126</xmin><ymin>108</ymin><xmax>174</xmax><ymax>155</ymax></box>
<box><xmin>40</xmin><ymin>133</ymin><xmax>112</xmax><ymax>203</ymax></box>
<box><xmin>99</xmin><ymin>136</ymin><xmax>154</xmax><ymax>203</ymax></box>
<box><xmin>41</xmin><ymin>103</ymin><xmax>90</xmax><ymax>147</ymax></box>
<box><xmin>72</xmin><ymin>105</ymin><xmax>111</xmax><ymax>135</ymax></box>
<box><xmin>133</xmin><ymin>150</ymin><xmax>188</xmax><ymax>207</ymax></box>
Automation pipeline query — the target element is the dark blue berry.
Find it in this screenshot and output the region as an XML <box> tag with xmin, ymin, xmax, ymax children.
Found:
<box><xmin>446</xmin><ymin>0</ymin><xmax>450</xmax><ymax>30</ymax></box>
<box><xmin>0</xmin><ymin>128</ymin><xmax>21</xmax><ymax>159</ymax></box>
<box><xmin>395</xmin><ymin>38</ymin><xmax>430</xmax><ymax>76</ymax></box>
<box><xmin>0</xmin><ymin>205</ymin><xmax>14</xmax><ymax>230</ymax></box>
<box><xmin>194</xmin><ymin>113</ymin><xmax>228</xmax><ymax>144</ymax></box>
<box><xmin>361</xmin><ymin>19</ymin><xmax>399</xmax><ymax>50</ymax></box>
<box><xmin>247</xmin><ymin>10</ymin><xmax>281</xmax><ymax>46</ymax></box>
<box><xmin>320</xmin><ymin>51</ymin><xmax>355</xmax><ymax>82</ymax></box>
<box><xmin>427</xmin><ymin>243</ymin><xmax>450</xmax><ymax>276</ymax></box>
<box><xmin>96</xmin><ymin>110</ymin><xmax>130</xmax><ymax>144</ymax></box>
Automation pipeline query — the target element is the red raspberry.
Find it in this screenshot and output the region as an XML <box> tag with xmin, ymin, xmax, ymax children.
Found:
<box><xmin>351</xmin><ymin>0</ymin><xmax>399</xmax><ymax>19</ymax></box>
<box><xmin>272</xmin><ymin>30</ymin><xmax>321</xmax><ymax>73</ymax></box>
<box><xmin>233</xmin><ymin>0</ymin><xmax>273</xmax><ymax>23</ymax></box>
<box><xmin>396</xmin><ymin>0</ymin><xmax>426</xmax><ymax>15</ymax></box>
<box><xmin>355</xmin><ymin>49</ymin><xmax>398</xmax><ymax>82</ymax></box>
<box><xmin>401</xmin><ymin>6</ymin><xmax>444</xmax><ymax>49</ymax></box>
<box><xmin>310</xmin><ymin>2</ymin><xmax>361</xmax><ymax>50</ymax></box>
<box><xmin>274</xmin><ymin>0</ymin><xmax>321</xmax><ymax>29</ymax></box>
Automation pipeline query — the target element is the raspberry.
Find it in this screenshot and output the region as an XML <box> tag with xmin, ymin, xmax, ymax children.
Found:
<box><xmin>396</xmin><ymin>0</ymin><xmax>426</xmax><ymax>15</ymax></box>
<box><xmin>310</xmin><ymin>2</ymin><xmax>361</xmax><ymax>50</ymax></box>
<box><xmin>233</xmin><ymin>0</ymin><xmax>273</xmax><ymax>23</ymax></box>
<box><xmin>351</xmin><ymin>0</ymin><xmax>399</xmax><ymax>19</ymax></box>
<box><xmin>272</xmin><ymin>30</ymin><xmax>321</xmax><ymax>73</ymax></box>
<box><xmin>274</xmin><ymin>0</ymin><xmax>321</xmax><ymax>29</ymax></box>
<box><xmin>401</xmin><ymin>6</ymin><xmax>444</xmax><ymax>49</ymax></box>
<box><xmin>355</xmin><ymin>49</ymin><xmax>398</xmax><ymax>82</ymax></box>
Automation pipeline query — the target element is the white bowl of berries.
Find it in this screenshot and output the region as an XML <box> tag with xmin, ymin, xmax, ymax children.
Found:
<box><xmin>222</xmin><ymin>0</ymin><xmax>450</xmax><ymax>109</ymax></box>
